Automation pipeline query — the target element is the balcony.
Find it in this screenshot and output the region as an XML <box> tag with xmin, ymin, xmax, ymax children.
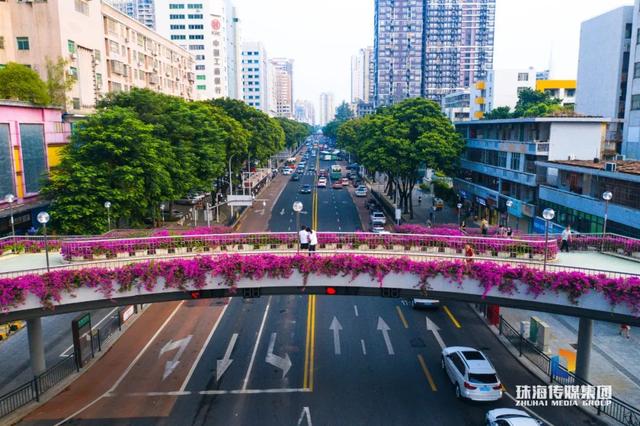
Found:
<box><xmin>539</xmin><ymin>185</ymin><xmax>640</xmax><ymax>230</ymax></box>
<box><xmin>475</xmin><ymin>81</ymin><xmax>485</xmax><ymax>90</ymax></box>
<box><xmin>474</xmin><ymin>97</ymin><xmax>485</xmax><ymax>105</ymax></box>
<box><xmin>460</xmin><ymin>159</ymin><xmax>537</xmax><ymax>186</ymax></box>
<box><xmin>467</xmin><ymin>138</ymin><xmax>549</xmax><ymax>154</ymax></box>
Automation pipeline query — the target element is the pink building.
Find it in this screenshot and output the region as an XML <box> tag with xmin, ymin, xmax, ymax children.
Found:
<box><xmin>0</xmin><ymin>101</ymin><xmax>70</xmax><ymax>234</ymax></box>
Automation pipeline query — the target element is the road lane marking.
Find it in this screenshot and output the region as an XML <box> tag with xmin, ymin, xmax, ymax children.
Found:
<box><xmin>417</xmin><ymin>354</ymin><xmax>438</xmax><ymax>392</ymax></box>
<box><xmin>353</xmin><ymin>305</ymin><xmax>358</xmax><ymax>317</ymax></box>
<box><xmin>216</xmin><ymin>333</ymin><xmax>238</xmax><ymax>381</ymax></box>
<box><xmin>159</xmin><ymin>335</ymin><xmax>193</xmax><ymax>381</ymax></box>
<box><xmin>376</xmin><ymin>317</ymin><xmax>394</xmax><ymax>355</ymax></box>
<box><xmin>179</xmin><ymin>301</ymin><xmax>228</xmax><ymax>391</ymax></box>
<box><xmin>265</xmin><ymin>332</ymin><xmax>292</xmax><ymax>378</ymax></box>
<box><xmin>59</xmin><ymin>307</ymin><xmax>119</xmax><ymax>357</ymax></box>
<box><xmin>309</xmin><ymin>295</ymin><xmax>316</xmax><ymax>390</ymax></box>
<box><xmin>303</xmin><ymin>295</ymin><xmax>312</xmax><ymax>389</ymax></box>
<box><xmin>360</xmin><ymin>339</ymin><xmax>366</xmax><ymax>355</ymax></box>
<box><xmin>504</xmin><ymin>391</ymin><xmax>555</xmax><ymax>426</ymax></box>
<box><xmin>242</xmin><ymin>296</ymin><xmax>272</xmax><ymax>390</ymax></box>
<box><xmin>108</xmin><ymin>388</ymin><xmax>312</xmax><ymax>397</ymax></box>
<box><xmin>297</xmin><ymin>406</ymin><xmax>312</xmax><ymax>426</ymax></box>
<box><xmin>442</xmin><ymin>305</ymin><xmax>462</xmax><ymax>329</ymax></box>
<box><xmin>395</xmin><ymin>306</ymin><xmax>409</xmax><ymax>329</ymax></box>
<box><xmin>329</xmin><ymin>317</ymin><xmax>343</xmax><ymax>355</ymax></box>
<box><xmin>54</xmin><ymin>301</ymin><xmax>185</xmax><ymax>426</ymax></box>
<box><xmin>425</xmin><ymin>317</ymin><xmax>446</xmax><ymax>350</ymax></box>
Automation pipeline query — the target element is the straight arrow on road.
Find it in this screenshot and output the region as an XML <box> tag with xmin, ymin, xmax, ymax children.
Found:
<box><xmin>329</xmin><ymin>317</ymin><xmax>343</xmax><ymax>355</ymax></box>
<box><xmin>297</xmin><ymin>406</ymin><xmax>312</xmax><ymax>426</ymax></box>
<box><xmin>377</xmin><ymin>317</ymin><xmax>394</xmax><ymax>355</ymax></box>
<box><xmin>159</xmin><ymin>335</ymin><xmax>193</xmax><ymax>381</ymax></box>
<box><xmin>426</xmin><ymin>317</ymin><xmax>446</xmax><ymax>350</ymax></box>
<box><xmin>216</xmin><ymin>333</ymin><xmax>238</xmax><ymax>381</ymax></box>
<box><xmin>265</xmin><ymin>332</ymin><xmax>292</xmax><ymax>379</ymax></box>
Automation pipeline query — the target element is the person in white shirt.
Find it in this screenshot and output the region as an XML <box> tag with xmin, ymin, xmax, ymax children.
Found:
<box><xmin>307</xmin><ymin>227</ymin><xmax>318</xmax><ymax>254</ymax></box>
<box><xmin>299</xmin><ymin>226</ymin><xmax>309</xmax><ymax>250</ymax></box>
<box><xmin>561</xmin><ymin>225</ymin><xmax>572</xmax><ymax>252</ymax></box>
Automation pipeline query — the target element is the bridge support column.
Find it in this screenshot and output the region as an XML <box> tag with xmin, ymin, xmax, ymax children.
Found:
<box><xmin>575</xmin><ymin>318</ymin><xmax>593</xmax><ymax>382</ymax></box>
<box><xmin>27</xmin><ymin>318</ymin><xmax>46</xmax><ymax>376</ymax></box>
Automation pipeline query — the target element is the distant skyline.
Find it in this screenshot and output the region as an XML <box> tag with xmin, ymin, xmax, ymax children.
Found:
<box><xmin>235</xmin><ymin>0</ymin><xmax>633</xmax><ymax>111</ymax></box>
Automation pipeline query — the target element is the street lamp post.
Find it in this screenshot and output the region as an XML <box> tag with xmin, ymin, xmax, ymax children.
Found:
<box><xmin>104</xmin><ymin>201</ymin><xmax>111</xmax><ymax>231</ymax></box>
<box><xmin>432</xmin><ymin>206</ymin><xmax>437</xmax><ymax>225</ymax></box>
<box><xmin>293</xmin><ymin>201</ymin><xmax>303</xmax><ymax>253</ymax></box>
<box><xmin>601</xmin><ymin>191</ymin><xmax>613</xmax><ymax>252</ymax></box>
<box><xmin>542</xmin><ymin>208</ymin><xmax>555</xmax><ymax>272</ymax></box>
<box><xmin>160</xmin><ymin>204</ymin><xmax>165</xmax><ymax>225</ymax></box>
<box><xmin>37</xmin><ymin>212</ymin><xmax>50</xmax><ymax>273</ymax></box>
<box><xmin>4</xmin><ymin>194</ymin><xmax>16</xmax><ymax>244</ymax></box>
<box><xmin>228</xmin><ymin>154</ymin><xmax>237</xmax><ymax>218</ymax></box>
<box><xmin>456</xmin><ymin>203</ymin><xmax>462</xmax><ymax>227</ymax></box>
<box><xmin>505</xmin><ymin>200</ymin><xmax>513</xmax><ymax>229</ymax></box>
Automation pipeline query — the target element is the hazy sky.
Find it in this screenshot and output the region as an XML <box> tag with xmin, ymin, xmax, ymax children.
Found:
<box><xmin>234</xmin><ymin>0</ymin><xmax>633</xmax><ymax>110</ymax></box>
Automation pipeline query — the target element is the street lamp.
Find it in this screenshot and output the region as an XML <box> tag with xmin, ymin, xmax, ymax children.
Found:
<box><xmin>228</xmin><ymin>154</ymin><xmax>237</xmax><ymax>197</ymax></box>
<box><xmin>456</xmin><ymin>203</ymin><xmax>462</xmax><ymax>227</ymax></box>
<box><xmin>37</xmin><ymin>212</ymin><xmax>50</xmax><ymax>273</ymax></box>
<box><xmin>4</xmin><ymin>194</ymin><xmax>16</xmax><ymax>244</ymax></box>
<box><xmin>431</xmin><ymin>206</ymin><xmax>437</xmax><ymax>225</ymax></box>
<box><xmin>505</xmin><ymin>200</ymin><xmax>513</xmax><ymax>229</ymax></box>
<box><xmin>160</xmin><ymin>203</ymin><xmax>165</xmax><ymax>225</ymax></box>
<box><xmin>104</xmin><ymin>201</ymin><xmax>111</xmax><ymax>231</ymax></box>
<box><xmin>542</xmin><ymin>208</ymin><xmax>555</xmax><ymax>272</ymax></box>
<box><xmin>293</xmin><ymin>201</ymin><xmax>303</xmax><ymax>253</ymax></box>
<box><xmin>602</xmin><ymin>191</ymin><xmax>613</xmax><ymax>252</ymax></box>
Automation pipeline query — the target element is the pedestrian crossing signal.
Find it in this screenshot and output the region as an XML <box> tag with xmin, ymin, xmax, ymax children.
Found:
<box><xmin>190</xmin><ymin>291</ymin><xmax>201</xmax><ymax>299</ymax></box>
<box><xmin>326</xmin><ymin>287</ymin><xmax>337</xmax><ymax>295</ymax></box>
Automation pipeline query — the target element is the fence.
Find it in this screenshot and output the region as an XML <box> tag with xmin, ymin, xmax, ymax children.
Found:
<box><xmin>0</xmin><ymin>305</ymin><xmax>136</xmax><ymax>419</ymax></box>
<box><xmin>498</xmin><ymin>315</ymin><xmax>640</xmax><ymax>426</ymax></box>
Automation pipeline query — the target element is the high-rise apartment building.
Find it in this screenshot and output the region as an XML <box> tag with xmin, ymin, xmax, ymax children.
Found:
<box><xmin>374</xmin><ymin>0</ymin><xmax>495</xmax><ymax>106</ymax></box>
<box><xmin>0</xmin><ymin>0</ymin><xmax>194</xmax><ymax>113</ymax></box>
<box><xmin>319</xmin><ymin>92</ymin><xmax>335</xmax><ymax>126</ymax></box>
<box><xmin>294</xmin><ymin>100</ymin><xmax>315</xmax><ymax>125</ymax></box>
<box><xmin>108</xmin><ymin>0</ymin><xmax>156</xmax><ymax>29</ymax></box>
<box><xmin>351</xmin><ymin>46</ymin><xmax>373</xmax><ymax>104</ymax></box>
<box><xmin>155</xmin><ymin>0</ymin><xmax>228</xmax><ymax>100</ymax></box>
<box><xmin>270</xmin><ymin>58</ymin><xmax>294</xmax><ymax>118</ymax></box>
<box><xmin>241</xmin><ymin>42</ymin><xmax>269</xmax><ymax>113</ymax></box>
<box><xmin>226</xmin><ymin>2</ymin><xmax>242</xmax><ymax>100</ymax></box>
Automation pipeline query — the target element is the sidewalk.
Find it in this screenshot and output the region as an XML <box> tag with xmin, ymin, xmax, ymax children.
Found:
<box><xmin>500</xmin><ymin>307</ymin><xmax>640</xmax><ymax>408</ymax></box>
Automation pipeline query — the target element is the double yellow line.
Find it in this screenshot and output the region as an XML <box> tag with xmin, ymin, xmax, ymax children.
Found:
<box><xmin>311</xmin><ymin>152</ymin><xmax>320</xmax><ymax>230</ymax></box>
<box><xmin>303</xmin><ymin>294</ymin><xmax>316</xmax><ymax>390</ymax></box>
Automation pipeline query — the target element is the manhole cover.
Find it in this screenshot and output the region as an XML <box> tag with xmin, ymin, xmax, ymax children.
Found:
<box><xmin>410</xmin><ymin>338</ymin><xmax>426</xmax><ymax>348</ymax></box>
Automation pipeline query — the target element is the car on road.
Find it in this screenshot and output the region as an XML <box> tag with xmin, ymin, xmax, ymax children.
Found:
<box><xmin>317</xmin><ymin>178</ymin><xmax>327</xmax><ymax>188</ymax></box>
<box><xmin>355</xmin><ymin>185</ymin><xmax>368</xmax><ymax>197</ymax></box>
<box><xmin>332</xmin><ymin>181</ymin><xmax>343</xmax><ymax>189</ymax></box>
<box><xmin>308</xmin><ymin>167</ymin><xmax>316</xmax><ymax>173</ymax></box>
<box><xmin>441</xmin><ymin>346</ymin><xmax>503</xmax><ymax>402</ymax></box>
<box><xmin>299</xmin><ymin>184</ymin><xmax>312</xmax><ymax>194</ymax></box>
<box><xmin>370</xmin><ymin>223</ymin><xmax>390</xmax><ymax>234</ymax></box>
<box><xmin>318</xmin><ymin>169</ymin><xmax>328</xmax><ymax>177</ymax></box>
<box><xmin>340</xmin><ymin>177</ymin><xmax>350</xmax><ymax>186</ymax></box>
<box><xmin>291</xmin><ymin>173</ymin><xmax>300</xmax><ymax>181</ymax></box>
<box><xmin>370</xmin><ymin>211</ymin><xmax>386</xmax><ymax>225</ymax></box>
<box><xmin>410</xmin><ymin>298</ymin><xmax>440</xmax><ymax>309</ymax></box>
<box><xmin>485</xmin><ymin>409</ymin><xmax>542</xmax><ymax>426</ymax></box>
<box><xmin>283</xmin><ymin>168</ymin><xmax>293</xmax><ymax>175</ymax></box>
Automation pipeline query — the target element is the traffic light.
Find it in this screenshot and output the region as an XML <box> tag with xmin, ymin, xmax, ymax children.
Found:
<box><xmin>325</xmin><ymin>287</ymin><xmax>337</xmax><ymax>295</ymax></box>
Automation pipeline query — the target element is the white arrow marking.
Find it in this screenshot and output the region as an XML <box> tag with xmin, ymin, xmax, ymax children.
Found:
<box><xmin>329</xmin><ymin>317</ymin><xmax>343</xmax><ymax>355</ymax></box>
<box><xmin>297</xmin><ymin>406</ymin><xmax>312</xmax><ymax>426</ymax></box>
<box><xmin>159</xmin><ymin>335</ymin><xmax>193</xmax><ymax>381</ymax></box>
<box><xmin>426</xmin><ymin>317</ymin><xmax>446</xmax><ymax>350</ymax></box>
<box><xmin>265</xmin><ymin>332</ymin><xmax>292</xmax><ymax>378</ymax></box>
<box><xmin>377</xmin><ymin>317</ymin><xmax>394</xmax><ymax>355</ymax></box>
<box><xmin>280</xmin><ymin>208</ymin><xmax>285</xmax><ymax>215</ymax></box>
<box><xmin>216</xmin><ymin>333</ymin><xmax>238</xmax><ymax>381</ymax></box>
<box><xmin>353</xmin><ymin>305</ymin><xmax>359</xmax><ymax>317</ymax></box>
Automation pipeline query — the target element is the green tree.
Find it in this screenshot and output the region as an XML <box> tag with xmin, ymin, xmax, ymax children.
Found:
<box><xmin>334</xmin><ymin>102</ymin><xmax>354</xmax><ymax>121</ymax></box>
<box><xmin>46</xmin><ymin>57</ymin><xmax>76</xmax><ymax>107</ymax></box>
<box><xmin>276</xmin><ymin>117</ymin><xmax>311</xmax><ymax>150</ymax></box>
<box><xmin>483</xmin><ymin>106</ymin><xmax>512</xmax><ymax>120</ymax></box>
<box><xmin>42</xmin><ymin>108</ymin><xmax>173</xmax><ymax>234</ymax></box>
<box><xmin>513</xmin><ymin>88</ymin><xmax>561</xmax><ymax>117</ymax></box>
<box><xmin>0</xmin><ymin>62</ymin><xmax>50</xmax><ymax>105</ymax></box>
<box><xmin>323</xmin><ymin>102</ymin><xmax>355</xmax><ymax>139</ymax></box>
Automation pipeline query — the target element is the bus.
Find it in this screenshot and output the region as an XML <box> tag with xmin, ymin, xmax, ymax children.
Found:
<box><xmin>330</xmin><ymin>165</ymin><xmax>342</xmax><ymax>180</ymax></box>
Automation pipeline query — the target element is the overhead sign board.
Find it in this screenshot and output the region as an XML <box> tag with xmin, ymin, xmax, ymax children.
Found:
<box><xmin>227</xmin><ymin>195</ymin><xmax>254</xmax><ymax>207</ymax></box>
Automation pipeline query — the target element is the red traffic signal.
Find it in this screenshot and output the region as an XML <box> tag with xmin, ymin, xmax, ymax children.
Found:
<box><xmin>326</xmin><ymin>287</ymin><xmax>337</xmax><ymax>295</ymax></box>
<box><xmin>190</xmin><ymin>291</ymin><xmax>201</xmax><ymax>299</ymax></box>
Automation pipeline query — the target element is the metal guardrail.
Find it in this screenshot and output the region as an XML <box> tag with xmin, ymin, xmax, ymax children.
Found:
<box><xmin>498</xmin><ymin>315</ymin><xmax>640</xmax><ymax>426</ymax></box>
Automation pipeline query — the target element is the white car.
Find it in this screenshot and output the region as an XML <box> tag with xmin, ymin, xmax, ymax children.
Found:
<box><xmin>283</xmin><ymin>168</ymin><xmax>293</xmax><ymax>175</ymax></box>
<box><xmin>370</xmin><ymin>211</ymin><xmax>387</xmax><ymax>225</ymax></box>
<box><xmin>355</xmin><ymin>185</ymin><xmax>367</xmax><ymax>197</ymax></box>
<box><xmin>370</xmin><ymin>224</ymin><xmax>389</xmax><ymax>234</ymax></box>
<box><xmin>317</xmin><ymin>178</ymin><xmax>327</xmax><ymax>188</ymax></box>
<box><xmin>485</xmin><ymin>409</ymin><xmax>542</xmax><ymax>426</ymax></box>
<box><xmin>441</xmin><ymin>346</ymin><xmax>503</xmax><ymax>402</ymax></box>
<box><xmin>411</xmin><ymin>298</ymin><xmax>440</xmax><ymax>309</ymax></box>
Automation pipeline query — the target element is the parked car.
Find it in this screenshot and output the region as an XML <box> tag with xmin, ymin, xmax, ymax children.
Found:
<box><xmin>370</xmin><ymin>211</ymin><xmax>386</xmax><ymax>225</ymax></box>
<box><xmin>171</xmin><ymin>210</ymin><xmax>185</xmax><ymax>219</ymax></box>
<box><xmin>283</xmin><ymin>168</ymin><xmax>293</xmax><ymax>175</ymax></box>
<box><xmin>291</xmin><ymin>174</ymin><xmax>300</xmax><ymax>181</ymax></box>
<box><xmin>332</xmin><ymin>181</ymin><xmax>343</xmax><ymax>189</ymax></box>
<box><xmin>411</xmin><ymin>298</ymin><xmax>440</xmax><ymax>309</ymax></box>
<box><xmin>441</xmin><ymin>346</ymin><xmax>503</xmax><ymax>402</ymax></box>
<box><xmin>485</xmin><ymin>409</ymin><xmax>542</xmax><ymax>426</ymax></box>
<box><xmin>355</xmin><ymin>185</ymin><xmax>368</xmax><ymax>197</ymax></box>
<box><xmin>317</xmin><ymin>178</ymin><xmax>327</xmax><ymax>188</ymax></box>
<box><xmin>299</xmin><ymin>184</ymin><xmax>312</xmax><ymax>194</ymax></box>
<box><xmin>341</xmin><ymin>177</ymin><xmax>350</xmax><ymax>186</ymax></box>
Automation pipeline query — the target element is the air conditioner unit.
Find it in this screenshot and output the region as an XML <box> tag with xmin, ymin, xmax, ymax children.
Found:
<box><xmin>70</xmin><ymin>53</ymin><xmax>78</xmax><ymax>60</ymax></box>
<box><xmin>605</xmin><ymin>162</ymin><xmax>617</xmax><ymax>172</ymax></box>
<box><xmin>615</xmin><ymin>154</ymin><xmax>626</xmax><ymax>161</ymax></box>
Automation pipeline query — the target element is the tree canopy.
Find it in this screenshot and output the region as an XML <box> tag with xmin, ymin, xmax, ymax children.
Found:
<box><xmin>483</xmin><ymin>88</ymin><xmax>575</xmax><ymax>119</ymax></box>
<box><xmin>323</xmin><ymin>102</ymin><xmax>355</xmax><ymax>139</ymax></box>
<box><xmin>337</xmin><ymin>98</ymin><xmax>463</xmax><ymax>218</ymax></box>
<box><xmin>276</xmin><ymin>117</ymin><xmax>312</xmax><ymax>150</ymax></box>
<box><xmin>0</xmin><ymin>62</ymin><xmax>50</xmax><ymax>105</ymax></box>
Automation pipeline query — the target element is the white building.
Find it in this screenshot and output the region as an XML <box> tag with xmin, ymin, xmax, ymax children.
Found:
<box><xmin>267</xmin><ymin>61</ymin><xmax>278</xmax><ymax>117</ymax></box>
<box><xmin>241</xmin><ymin>41</ymin><xmax>268</xmax><ymax>113</ymax></box>
<box><xmin>624</xmin><ymin>0</ymin><xmax>640</xmax><ymax>159</ymax></box>
<box><xmin>294</xmin><ymin>100</ymin><xmax>315</xmax><ymax>125</ymax></box>
<box><xmin>108</xmin><ymin>0</ymin><xmax>156</xmax><ymax>29</ymax></box>
<box><xmin>155</xmin><ymin>0</ymin><xmax>228</xmax><ymax>100</ymax></box>
<box><xmin>351</xmin><ymin>46</ymin><xmax>373</xmax><ymax>104</ymax></box>
<box><xmin>576</xmin><ymin>6</ymin><xmax>633</xmax><ymax>120</ymax></box>
<box><xmin>319</xmin><ymin>92</ymin><xmax>335</xmax><ymax>126</ymax></box>
<box><xmin>470</xmin><ymin>68</ymin><xmax>537</xmax><ymax>119</ymax></box>
<box><xmin>270</xmin><ymin>58</ymin><xmax>294</xmax><ymax>118</ymax></box>
<box><xmin>225</xmin><ymin>1</ymin><xmax>242</xmax><ymax>100</ymax></box>
<box><xmin>441</xmin><ymin>91</ymin><xmax>470</xmax><ymax>122</ymax></box>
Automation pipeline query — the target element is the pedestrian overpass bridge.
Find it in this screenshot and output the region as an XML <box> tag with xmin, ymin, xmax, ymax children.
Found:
<box><xmin>1</xmin><ymin>232</ymin><xmax>639</xmax><ymax>324</ymax></box>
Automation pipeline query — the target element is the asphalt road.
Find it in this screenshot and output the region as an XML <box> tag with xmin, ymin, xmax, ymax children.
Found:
<box><xmin>19</xmin><ymin>142</ymin><xmax>604</xmax><ymax>425</ymax></box>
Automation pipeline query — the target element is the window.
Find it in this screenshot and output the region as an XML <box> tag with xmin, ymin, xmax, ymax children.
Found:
<box><xmin>195</xmin><ymin>64</ymin><xmax>205</xmax><ymax>70</ymax></box>
<box><xmin>188</xmin><ymin>3</ymin><xmax>203</xmax><ymax>8</ymax></box>
<box><xmin>510</xmin><ymin>153</ymin><xmax>521</xmax><ymax>171</ymax></box>
<box><xmin>189</xmin><ymin>45</ymin><xmax>204</xmax><ymax>51</ymax></box>
<box><xmin>169</xmin><ymin>4</ymin><xmax>185</xmax><ymax>9</ymax></box>
<box><xmin>196</xmin><ymin>75</ymin><xmax>206</xmax><ymax>80</ymax></box>
<box><xmin>170</xmin><ymin>24</ymin><xmax>186</xmax><ymax>30</ymax></box>
<box><xmin>171</xmin><ymin>35</ymin><xmax>186</xmax><ymax>40</ymax></box>
<box><xmin>517</xmin><ymin>72</ymin><xmax>528</xmax><ymax>81</ymax></box>
<box><xmin>631</xmin><ymin>95</ymin><xmax>640</xmax><ymax>110</ymax></box>
<box><xmin>497</xmin><ymin>151</ymin><xmax>507</xmax><ymax>168</ymax></box>
<box><xmin>74</xmin><ymin>0</ymin><xmax>89</xmax><ymax>15</ymax></box>
<box><xmin>197</xmin><ymin>84</ymin><xmax>206</xmax><ymax>90</ymax></box>
<box><xmin>565</xmin><ymin>89</ymin><xmax>576</xmax><ymax>97</ymax></box>
<box><xmin>634</xmin><ymin>62</ymin><xmax>640</xmax><ymax>79</ymax></box>
<box><xmin>96</xmin><ymin>73</ymin><xmax>103</xmax><ymax>88</ymax></box>
<box><xmin>189</xmin><ymin>35</ymin><xmax>204</xmax><ymax>40</ymax></box>
<box><xmin>195</xmin><ymin>54</ymin><xmax>205</xmax><ymax>60</ymax></box>
<box><xmin>188</xmin><ymin>14</ymin><xmax>203</xmax><ymax>19</ymax></box>
<box><xmin>517</xmin><ymin>86</ymin><xmax>528</xmax><ymax>94</ymax></box>
<box><xmin>94</xmin><ymin>49</ymin><xmax>101</xmax><ymax>62</ymax></box>
<box><xmin>20</xmin><ymin>124</ymin><xmax>46</xmax><ymax>194</ymax></box>
<box><xmin>169</xmin><ymin>14</ymin><xmax>185</xmax><ymax>19</ymax></box>
<box><xmin>188</xmin><ymin>24</ymin><xmax>204</xmax><ymax>29</ymax></box>
<box><xmin>69</xmin><ymin>67</ymin><xmax>78</xmax><ymax>78</ymax></box>
<box><xmin>16</xmin><ymin>37</ymin><xmax>29</xmax><ymax>51</ymax></box>
<box><xmin>626</xmin><ymin>23</ymin><xmax>633</xmax><ymax>39</ymax></box>
<box><xmin>68</xmin><ymin>40</ymin><xmax>76</xmax><ymax>54</ymax></box>
<box><xmin>0</xmin><ymin>37</ymin><xmax>4</xmax><ymax>50</ymax></box>
<box><xmin>0</xmin><ymin>124</ymin><xmax>14</xmax><ymax>198</ymax></box>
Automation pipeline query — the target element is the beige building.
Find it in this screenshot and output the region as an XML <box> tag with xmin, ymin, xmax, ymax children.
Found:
<box><xmin>270</xmin><ymin>58</ymin><xmax>293</xmax><ymax>118</ymax></box>
<box><xmin>0</xmin><ymin>0</ymin><xmax>194</xmax><ymax>114</ymax></box>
